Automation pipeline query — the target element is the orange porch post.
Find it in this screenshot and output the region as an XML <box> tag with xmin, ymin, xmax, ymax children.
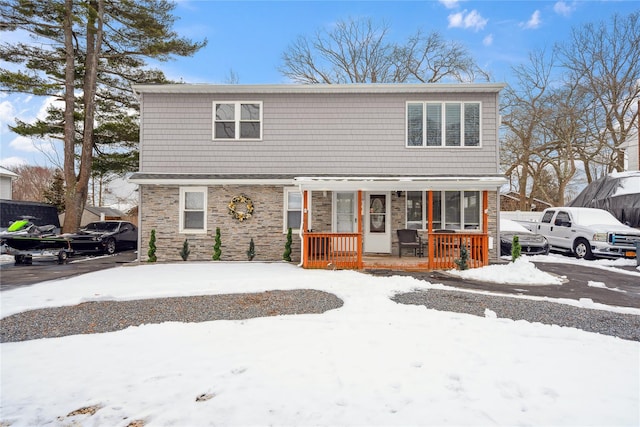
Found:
<box><xmin>482</xmin><ymin>190</ymin><xmax>489</xmax><ymax>265</ymax></box>
<box><xmin>427</xmin><ymin>190</ymin><xmax>434</xmax><ymax>269</ymax></box>
<box><xmin>302</xmin><ymin>190</ymin><xmax>309</xmax><ymax>268</ymax></box>
<box><xmin>357</xmin><ymin>190</ymin><xmax>363</xmax><ymax>269</ymax></box>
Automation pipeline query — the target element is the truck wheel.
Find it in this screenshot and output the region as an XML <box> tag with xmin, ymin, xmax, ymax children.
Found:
<box><xmin>14</xmin><ymin>255</ymin><xmax>24</xmax><ymax>265</ymax></box>
<box><xmin>573</xmin><ymin>238</ymin><xmax>593</xmax><ymax>260</ymax></box>
<box><xmin>58</xmin><ymin>250</ymin><xmax>68</xmax><ymax>264</ymax></box>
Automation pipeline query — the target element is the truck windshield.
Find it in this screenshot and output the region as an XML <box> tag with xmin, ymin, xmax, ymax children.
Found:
<box><xmin>573</xmin><ymin>210</ymin><xmax>622</xmax><ymax>226</ymax></box>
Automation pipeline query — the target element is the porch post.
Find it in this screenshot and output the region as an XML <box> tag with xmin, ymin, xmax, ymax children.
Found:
<box><xmin>483</xmin><ymin>190</ymin><xmax>489</xmax><ymax>265</ymax></box>
<box><xmin>302</xmin><ymin>190</ymin><xmax>309</xmax><ymax>268</ymax></box>
<box><xmin>357</xmin><ymin>190</ymin><xmax>363</xmax><ymax>268</ymax></box>
<box><xmin>427</xmin><ymin>190</ymin><xmax>434</xmax><ymax>269</ymax></box>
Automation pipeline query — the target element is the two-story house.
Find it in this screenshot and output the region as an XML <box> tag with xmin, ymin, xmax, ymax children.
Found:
<box><xmin>130</xmin><ymin>84</ymin><xmax>507</xmax><ymax>269</ymax></box>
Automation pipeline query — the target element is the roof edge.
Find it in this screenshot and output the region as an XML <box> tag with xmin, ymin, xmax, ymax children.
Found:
<box><xmin>132</xmin><ymin>83</ymin><xmax>507</xmax><ymax>95</ymax></box>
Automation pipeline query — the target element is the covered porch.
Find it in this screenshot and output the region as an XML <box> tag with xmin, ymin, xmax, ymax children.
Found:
<box><xmin>295</xmin><ymin>176</ymin><xmax>506</xmax><ymax>271</ymax></box>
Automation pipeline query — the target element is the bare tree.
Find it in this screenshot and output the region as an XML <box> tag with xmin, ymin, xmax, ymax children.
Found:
<box><xmin>558</xmin><ymin>11</ymin><xmax>640</xmax><ymax>175</ymax></box>
<box><xmin>280</xmin><ymin>17</ymin><xmax>487</xmax><ymax>84</ymax></box>
<box><xmin>9</xmin><ymin>165</ymin><xmax>56</xmax><ymax>202</ymax></box>
<box><xmin>501</xmin><ymin>49</ymin><xmax>554</xmax><ymax>209</ymax></box>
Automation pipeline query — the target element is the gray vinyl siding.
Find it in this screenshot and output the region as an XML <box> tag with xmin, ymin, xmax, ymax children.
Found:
<box><xmin>139</xmin><ymin>91</ymin><xmax>500</xmax><ymax>175</ymax></box>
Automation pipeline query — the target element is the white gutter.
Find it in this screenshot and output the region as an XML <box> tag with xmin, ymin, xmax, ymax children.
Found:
<box><xmin>294</xmin><ymin>176</ymin><xmax>508</xmax><ymax>191</ymax></box>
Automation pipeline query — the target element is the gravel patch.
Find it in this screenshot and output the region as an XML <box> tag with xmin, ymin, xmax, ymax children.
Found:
<box><xmin>0</xmin><ymin>289</ymin><xmax>343</xmax><ymax>343</ymax></box>
<box><xmin>392</xmin><ymin>289</ymin><xmax>640</xmax><ymax>342</ymax></box>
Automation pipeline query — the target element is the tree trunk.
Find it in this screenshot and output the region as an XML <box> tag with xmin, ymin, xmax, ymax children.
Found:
<box><xmin>62</xmin><ymin>0</ymin><xmax>79</xmax><ymax>233</ymax></box>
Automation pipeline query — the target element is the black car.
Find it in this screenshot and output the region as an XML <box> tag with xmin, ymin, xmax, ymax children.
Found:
<box><xmin>500</xmin><ymin>219</ymin><xmax>550</xmax><ymax>257</ymax></box>
<box><xmin>67</xmin><ymin>221</ymin><xmax>138</xmax><ymax>255</ymax></box>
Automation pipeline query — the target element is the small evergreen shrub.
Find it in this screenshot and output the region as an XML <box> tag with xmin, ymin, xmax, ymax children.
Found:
<box><xmin>180</xmin><ymin>239</ymin><xmax>190</xmax><ymax>261</ymax></box>
<box><xmin>147</xmin><ymin>229</ymin><xmax>157</xmax><ymax>263</ymax></box>
<box><xmin>247</xmin><ymin>238</ymin><xmax>255</xmax><ymax>261</ymax></box>
<box><xmin>213</xmin><ymin>227</ymin><xmax>222</xmax><ymax>261</ymax></box>
<box><xmin>454</xmin><ymin>245</ymin><xmax>469</xmax><ymax>270</ymax></box>
<box><xmin>511</xmin><ymin>235</ymin><xmax>522</xmax><ymax>262</ymax></box>
<box><xmin>283</xmin><ymin>227</ymin><xmax>292</xmax><ymax>262</ymax></box>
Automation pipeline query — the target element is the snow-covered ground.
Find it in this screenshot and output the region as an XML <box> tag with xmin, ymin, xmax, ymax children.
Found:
<box><xmin>1</xmin><ymin>256</ymin><xmax>639</xmax><ymax>426</ymax></box>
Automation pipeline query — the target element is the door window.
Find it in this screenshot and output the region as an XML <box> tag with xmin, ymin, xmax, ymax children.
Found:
<box><xmin>369</xmin><ymin>195</ymin><xmax>386</xmax><ymax>233</ymax></box>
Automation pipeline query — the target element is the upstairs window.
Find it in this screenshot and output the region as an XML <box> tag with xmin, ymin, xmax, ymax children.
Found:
<box><xmin>213</xmin><ymin>102</ymin><xmax>262</xmax><ymax>140</ymax></box>
<box><xmin>406</xmin><ymin>102</ymin><xmax>481</xmax><ymax>147</ymax></box>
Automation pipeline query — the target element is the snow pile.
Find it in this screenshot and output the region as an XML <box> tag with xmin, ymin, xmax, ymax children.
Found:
<box><xmin>448</xmin><ymin>256</ymin><xmax>563</xmax><ymax>285</ymax></box>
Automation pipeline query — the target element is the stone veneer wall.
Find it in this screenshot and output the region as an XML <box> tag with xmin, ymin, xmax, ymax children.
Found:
<box><xmin>140</xmin><ymin>185</ymin><xmax>300</xmax><ymax>262</ymax></box>
<box><xmin>139</xmin><ymin>186</ymin><xmax>499</xmax><ymax>265</ymax></box>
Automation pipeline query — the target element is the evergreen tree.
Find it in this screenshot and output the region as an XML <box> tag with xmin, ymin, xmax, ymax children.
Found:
<box><xmin>283</xmin><ymin>227</ymin><xmax>292</xmax><ymax>262</ymax></box>
<box><xmin>511</xmin><ymin>235</ymin><xmax>522</xmax><ymax>262</ymax></box>
<box><xmin>42</xmin><ymin>169</ymin><xmax>66</xmax><ymax>212</ymax></box>
<box><xmin>148</xmin><ymin>229</ymin><xmax>157</xmax><ymax>263</ymax></box>
<box><xmin>0</xmin><ymin>0</ymin><xmax>206</xmax><ymax>232</ymax></box>
<box><xmin>212</xmin><ymin>227</ymin><xmax>222</xmax><ymax>261</ymax></box>
<box><xmin>454</xmin><ymin>245</ymin><xmax>470</xmax><ymax>270</ymax></box>
<box><xmin>180</xmin><ymin>239</ymin><xmax>190</xmax><ymax>261</ymax></box>
<box><xmin>247</xmin><ymin>238</ymin><xmax>255</xmax><ymax>261</ymax></box>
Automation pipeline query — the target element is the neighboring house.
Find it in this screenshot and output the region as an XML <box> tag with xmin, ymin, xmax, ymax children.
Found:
<box><xmin>500</xmin><ymin>192</ymin><xmax>552</xmax><ymax>212</ymax></box>
<box><xmin>59</xmin><ymin>206</ymin><xmax>125</xmax><ymax>228</ymax></box>
<box><xmin>0</xmin><ymin>166</ymin><xmax>18</xmax><ymax>200</ymax></box>
<box><xmin>130</xmin><ymin>83</ymin><xmax>507</xmax><ymax>269</ymax></box>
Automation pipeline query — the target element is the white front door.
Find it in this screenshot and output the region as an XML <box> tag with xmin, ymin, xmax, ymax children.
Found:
<box><xmin>364</xmin><ymin>192</ymin><xmax>391</xmax><ymax>253</ymax></box>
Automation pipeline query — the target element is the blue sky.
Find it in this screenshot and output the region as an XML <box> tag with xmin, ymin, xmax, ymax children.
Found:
<box><xmin>1</xmin><ymin>0</ymin><xmax>638</xmax><ymax>168</ymax></box>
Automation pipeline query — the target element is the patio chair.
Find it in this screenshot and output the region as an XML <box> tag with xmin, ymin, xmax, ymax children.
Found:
<box><xmin>397</xmin><ymin>229</ymin><xmax>423</xmax><ymax>257</ymax></box>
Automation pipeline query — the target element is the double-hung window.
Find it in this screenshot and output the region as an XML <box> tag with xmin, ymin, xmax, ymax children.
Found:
<box><xmin>406</xmin><ymin>102</ymin><xmax>480</xmax><ymax>147</ymax></box>
<box><xmin>406</xmin><ymin>191</ymin><xmax>481</xmax><ymax>230</ymax></box>
<box><xmin>284</xmin><ymin>188</ymin><xmax>302</xmax><ymax>232</ymax></box>
<box><xmin>179</xmin><ymin>187</ymin><xmax>207</xmax><ymax>233</ymax></box>
<box><xmin>213</xmin><ymin>101</ymin><xmax>262</xmax><ymax>140</ymax></box>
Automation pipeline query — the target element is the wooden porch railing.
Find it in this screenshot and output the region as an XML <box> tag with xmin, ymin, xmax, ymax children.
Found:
<box><xmin>302</xmin><ymin>231</ymin><xmax>487</xmax><ymax>270</ymax></box>
<box><xmin>427</xmin><ymin>232</ymin><xmax>488</xmax><ymax>269</ymax></box>
<box><xmin>303</xmin><ymin>232</ymin><xmax>362</xmax><ymax>269</ymax></box>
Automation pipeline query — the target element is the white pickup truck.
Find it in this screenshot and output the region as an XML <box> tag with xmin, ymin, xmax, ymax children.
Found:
<box><xmin>515</xmin><ymin>207</ymin><xmax>640</xmax><ymax>259</ymax></box>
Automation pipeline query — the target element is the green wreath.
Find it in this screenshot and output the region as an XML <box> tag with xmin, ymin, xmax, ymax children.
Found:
<box><xmin>228</xmin><ymin>194</ymin><xmax>254</xmax><ymax>222</ymax></box>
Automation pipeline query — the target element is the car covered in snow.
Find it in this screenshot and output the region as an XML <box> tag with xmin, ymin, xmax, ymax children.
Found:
<box><xmin>500</xmin><ymin>218</ymin><xmax>549</xmax><ymax>257</ymax></box>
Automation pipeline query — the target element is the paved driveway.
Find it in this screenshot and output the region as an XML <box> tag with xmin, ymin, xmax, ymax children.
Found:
<box><xmin>370</xmin><ymin>261</ymin><xmax>640</xmax><ymax>310</ymax></box>
<box><xmin>0</xmin><ymin>250</ymin><xmax>138</xmax><ymax>291</ymax></box>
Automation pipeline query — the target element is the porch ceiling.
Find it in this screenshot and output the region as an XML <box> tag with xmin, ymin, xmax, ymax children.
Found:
<box><xmin>294</xmin><ymin>175</ymin><xmax>508</xmax><ymax>191</ymax></box>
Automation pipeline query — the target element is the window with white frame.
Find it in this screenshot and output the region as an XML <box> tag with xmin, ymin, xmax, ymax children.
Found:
<box><xmin>406</xmin><ymin>102</ymin><xmax>481</xmax><ymax>147</ymax></box>
<box><xmin>179</xmin><ymin>187</ymin><xmax>207</xmax><ymax>233</ymax></box>
<box><xmin>213</xmin><ymin>101</ymin><xmax>262</xmax><ymax>140</ymax></box>
<box><xmin>405</xmin><ymin>191</ymin><xmax>481</xmax><ymax>230</ymax></box>
<box><xmin>284</xmin><ymin>188</ymin><xmax>302</xmax><ymax>231</ymax></box>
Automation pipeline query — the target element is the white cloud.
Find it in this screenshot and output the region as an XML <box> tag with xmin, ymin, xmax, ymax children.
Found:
<box><xmin>554</xmin><ymin>1</ymin><xmax>575</xmax><ymax>17</ymax></box>
<box><xmin>483</xmin><ymin>34</ymin><xmax>493</xmax><ymax>46</ymax></box>
<box><xmin>522</xmin><ymin>10</ymin><xmax>542</xmax><ymax>29</ymax></box>
<box><xmin>9</xmin><ymin>135</ymin><xmax>40</xmax><ymax>153</ymax></box>
<box><xmin>0</xmin><ymin>100</ymin><xmax>16</xmax><ymax>124</ymax></box>
<box><xmin>439</xmin><ymin>0</ymin><xmax>459</xmax><ymax>9</ymax></box>
<box><xmin>447</xmin><ymin>9</ymin><xmax>488</xmax><ymax>32</ymax></box>
<box><xmin>0</xmin><ymin>156</ymin><xmax>27</xmax><ymax>168</ymax></box>
<box><xmin>9</xmin><ymin>135</ymin><xmax>58</xmax><ymax>156</ymax></box>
